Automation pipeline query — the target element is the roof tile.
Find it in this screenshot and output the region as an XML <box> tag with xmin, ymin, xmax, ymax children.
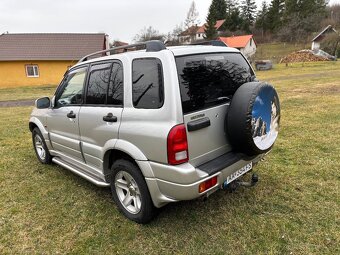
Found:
<box><xmin>218</xmin><ymin>35</ymin><xmax>254</xmax><ymax>48</ymax></box>
<box><xmin>0</xmin><ymin>33</ymin><xmax>107</xmax><ymax>61</ymax></box>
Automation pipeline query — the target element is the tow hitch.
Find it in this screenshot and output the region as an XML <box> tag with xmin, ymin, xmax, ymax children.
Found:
<box><xmin>222</xmin><ymin>173</ymin><xmax>259</xmax><ymax>192</ymax></box>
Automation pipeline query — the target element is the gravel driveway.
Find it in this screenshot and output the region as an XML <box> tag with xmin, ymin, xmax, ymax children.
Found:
<box><xmin>0</xmin><ymin>99</ymin><xmax>35</xmax><ymax>107</ymax></box>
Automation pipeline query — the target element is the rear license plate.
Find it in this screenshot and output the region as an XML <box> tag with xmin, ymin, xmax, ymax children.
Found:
<box><xmin>226</xmin><ymin>162</ymin><xmax>252</xmax><ymax>184</ymax></box>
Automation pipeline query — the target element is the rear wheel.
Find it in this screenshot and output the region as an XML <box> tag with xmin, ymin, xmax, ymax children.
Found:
<box><xmin>110</xmin><ymin>159</ymin><xmax>155</xmax><ymax>224</ymax></box>
<box><xmin>32</xmin><ymin>127</ymin><xmax>52</xmax><ymax>164</ymax></box>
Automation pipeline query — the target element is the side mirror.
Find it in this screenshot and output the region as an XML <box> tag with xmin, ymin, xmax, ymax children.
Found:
<box><xmin>35</xmin><ymin>97</ymin><xmax>50</xmax><ymax>109</ymax></box>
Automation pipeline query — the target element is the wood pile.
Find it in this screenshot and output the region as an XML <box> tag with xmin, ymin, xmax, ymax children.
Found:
<box><xmin>280</xmin><ymin>50</ymin><xmax>329</xmax><ymax>63</ymax></box>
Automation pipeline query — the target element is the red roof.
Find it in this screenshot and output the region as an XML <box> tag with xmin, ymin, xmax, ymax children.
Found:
<box><xmin>197</xmin><ymin>19</ymin><xmax>225</xmax><ymax>33</ymax></box>
<box><xmin>218</xmin><ymin>35</ymin><xmax>254</xmax><ymax>48</ymax></box>
<box><xmin>180</xmin><ymin>26</ymin><xmax>200</xmax><ymax>36</ymax></box>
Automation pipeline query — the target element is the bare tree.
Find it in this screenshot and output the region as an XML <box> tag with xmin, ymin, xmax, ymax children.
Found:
<box><xmin>133</xmin><ymin>26</ymin><xmax>165</xmax><ymax>42</ymax></box>
<box><xmin>184</xmin><ymin>1</ymin><xmax>200</xmax><ymax>29</ymax></box>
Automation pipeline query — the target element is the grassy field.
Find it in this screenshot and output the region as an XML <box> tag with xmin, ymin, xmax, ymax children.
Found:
<box><xmin>0</xmin><ymin>62</ymin><xmax>339</xmax><ymax>254</ymax></box>
<box><xmin>255</xmin><ymin>42</ymin><xmax>309</xmax><ymax>63</ymax></box>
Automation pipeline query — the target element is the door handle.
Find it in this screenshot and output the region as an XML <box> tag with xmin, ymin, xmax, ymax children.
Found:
<box><xmin>187</xmin><ymin>117</ymin><xmax>211</xmax><ymax>132</ymax></box>
<box><xmin>103</xmin><ymin>113</ymin><xmax>117</xmax><ymax>123</ymax></box>
<box><xmin>67</xmin><ymin>111</ymin><xmax>76</xmax><ymax>119</ymax></box>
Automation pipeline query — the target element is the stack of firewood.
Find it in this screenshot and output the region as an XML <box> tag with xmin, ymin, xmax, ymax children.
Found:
<box><xmin>280</xmin><ymin>50</ymin><xmax>329</xmax><ymax>63</ymax></box>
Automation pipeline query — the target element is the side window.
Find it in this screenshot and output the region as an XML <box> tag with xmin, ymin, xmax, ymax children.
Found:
<box><xmin>107</xmin><ymin>62</ymin><xmax>123</xmax><ymax>106</ymax></box>
<box><xmin>86</xmin><ymin>63</ymin><xmax>112</xmax><ymax>105</ymax></box>
<box><xmin>132</xmin><ymin>58</ymin><xmax>164</xmax><ymax>109</ymax></box>
<box><xmin>56</xmin><ymin>67</ymin><xmax>87</xmax><ymax>107</ymax></box>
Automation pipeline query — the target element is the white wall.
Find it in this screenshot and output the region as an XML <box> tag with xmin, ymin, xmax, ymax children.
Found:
<box><xmin>241</xmin><ymin>38</ymin><xmax>257</xmax><ymax>58</ymax></box>
<box><xmin>312</xmin><ymin>41</ymin><xmax>320</xmax><ymax>50</ymax></box>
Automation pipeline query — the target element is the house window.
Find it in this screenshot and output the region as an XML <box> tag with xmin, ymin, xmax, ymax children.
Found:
<box><xmin>250</xmin><ymin>39</ymin><xmax>252</xmax><ymax>46</ymax></box>
<box><xmin>26</xmin><ymin>65</ymin><xmax>39</xmax><ymax>77</ymax></box>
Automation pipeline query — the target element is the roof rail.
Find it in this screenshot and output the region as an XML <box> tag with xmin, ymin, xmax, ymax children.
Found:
<box><xmin>78</xmin><ymin>40</ymin><xmax>166</xmax><ymax>63</ymax></box>
<box><xmin>190</xmin><ymin>40</ymin><xmax>228</xmax><ymax>47</ymax></box>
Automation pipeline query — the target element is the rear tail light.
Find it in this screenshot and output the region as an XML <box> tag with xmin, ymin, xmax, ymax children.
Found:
<box><xmin>199</xmin><ymin>176</ymin><xmax>218</xmax><ymax>193</ymax></box>
<box><xmin>167</xmin><ymin>124</ymin><xmax>189</xmax><ymax>165</ymax></box>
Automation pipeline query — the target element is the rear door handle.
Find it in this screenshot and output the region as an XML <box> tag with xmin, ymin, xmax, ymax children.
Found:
<box><xmin>103</xmin><ymin>113</ymin><xmax>117</xmax><ymax>123</ymax></box>
<box><xmin>187</xmin><ymin>117</ymin><xmax>211</xmax><ymax>132</ymax></box>
<box><xmin>67</xmin><ymin>111</ymin><xmax>76</xmax><ymax>118</ymax></box>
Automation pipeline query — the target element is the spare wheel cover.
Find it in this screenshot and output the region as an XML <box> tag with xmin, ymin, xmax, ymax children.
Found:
<box><xmin>227</xmin><ymin>82</ymin><xmax>280</xmax><ymax>155</ymax></box>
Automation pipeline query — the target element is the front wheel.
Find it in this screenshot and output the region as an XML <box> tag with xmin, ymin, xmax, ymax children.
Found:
<box><xmin>110</xmin><ymin>159</ymin><xmax>156</xmax><ymax>224</ymax></box>
<box><xmin>32</xmin><ymin>127</ymin><xmax>52</xmax><ymax>164</ymax></box>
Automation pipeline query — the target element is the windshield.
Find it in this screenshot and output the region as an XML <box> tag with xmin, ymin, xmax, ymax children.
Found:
<box><xmin>176</xmin><ymin>52</ymin><xmax>254</xmax><ymax>114</ymax></box>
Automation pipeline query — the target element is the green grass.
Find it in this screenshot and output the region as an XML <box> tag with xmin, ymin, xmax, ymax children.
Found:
<box><xmin>0</xmin><ymin>85</ymin><xmax>57</xmax><ymax>101</ymax></box>
<box><xmin>255</xmin><ymin>42</ymin><xmax>309</xmax><ymax>63</ymax></box>
<box><xmin>0</xmin><ymin>62</ymin><xmax>340</xmax><ymax>254</ymax></box>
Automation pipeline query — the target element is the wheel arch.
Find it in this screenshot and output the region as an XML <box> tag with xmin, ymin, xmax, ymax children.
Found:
<box><xmin>102</xmin><ymin>141</ymin><xmax>154</xmax><ymax>182</ymax></box>
<box><xmin>29</xmin><ymin>117</ymin><xmax>49</xmax><ymax>139</ymax></box>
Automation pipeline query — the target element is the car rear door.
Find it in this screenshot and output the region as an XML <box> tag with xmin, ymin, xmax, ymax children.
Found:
<box><xmin>78</xmin><ymin>61</ymin><xmax>124</xmax><ymax>169</ymax></box>
<box><xmin>47</xmin><ymin>66</ymin><xmax>88</xmax><ymax>162</ymax></box>
<box><xmin>175</xmin><ymin>52</ymin><xmax>254</xmax><ymax>167</ymax></box>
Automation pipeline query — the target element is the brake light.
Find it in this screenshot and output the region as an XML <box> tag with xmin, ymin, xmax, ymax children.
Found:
<box><xmin>167</xmin><ymin>124</ymin><xmax>189</xmax><ymax>165</ymax></box>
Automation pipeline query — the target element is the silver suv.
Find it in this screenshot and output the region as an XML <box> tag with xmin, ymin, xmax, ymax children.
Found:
<box><xmin>29</xmin><ymin>41</ymin><xmax>280</xmax><ymax>223</ymax></box>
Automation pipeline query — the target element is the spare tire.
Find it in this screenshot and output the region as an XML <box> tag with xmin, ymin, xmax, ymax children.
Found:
<box><xmin>227</xmin><ymin>82</ymin><xmax>280</xmax><ymax>156</ymax></box>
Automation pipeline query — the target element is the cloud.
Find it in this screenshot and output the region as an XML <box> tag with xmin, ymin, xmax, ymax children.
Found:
<box><xmin>255</xmin><ymin>96</ymin><xmax>264</xmax><ymax>106</ymax></box>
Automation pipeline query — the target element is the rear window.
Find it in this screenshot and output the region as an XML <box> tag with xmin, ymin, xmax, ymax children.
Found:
<box><xmin>176</xmin><ymin>53</ymin><xmax>254</xmax><ymax>114</ymax></box>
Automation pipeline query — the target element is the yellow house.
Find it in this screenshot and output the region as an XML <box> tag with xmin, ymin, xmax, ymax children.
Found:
<box><xmin>0</xmin><ymin>33</ymin><xmax>109</xmax><ymax>88</ymax></box>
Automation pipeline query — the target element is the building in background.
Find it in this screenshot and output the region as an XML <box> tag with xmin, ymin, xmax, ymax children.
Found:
<box><xmin>218</xmin><ymin>35</ymin><xmax>256</xmax><ymax>58</ymax></box>
<box><xmin>0</xmin><ymin>33</ymin><xmax>108</xmax><ymax>87</ymax></box>
<box><xmin>179</xmin><ymin>20</ymin><xmax>226</xmax><ymax>44</ymax></box>
<box><xmin>311</xmin><ymin>25</ymin><xmax>338</xmax><ymax>51</ymax></box>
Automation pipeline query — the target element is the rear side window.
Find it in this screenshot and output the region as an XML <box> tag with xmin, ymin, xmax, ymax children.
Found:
<box><xmin>132</xmin><ymin>58</ymin><xmax>164</xmax><ymax>109</ymax></box>
<box><xmin>176</xmin><ymin>53</ymin><xmax>254</xmax><ymax>114</ymax></box>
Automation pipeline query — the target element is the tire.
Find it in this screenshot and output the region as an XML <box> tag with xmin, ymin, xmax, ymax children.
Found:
<box><xmin>32</xmin><ymin>127</ymin><xmax>52</xmax><ymax>164</ymax></box>
<box><xmin>227</xmin><ymin>82</ymin><xmax>280</xmax><ymax>156</ymax></box>
<box><xmin>110</xmin><ymin>159</ymin><xmax>156</xmax><ymax>224</ymax></box>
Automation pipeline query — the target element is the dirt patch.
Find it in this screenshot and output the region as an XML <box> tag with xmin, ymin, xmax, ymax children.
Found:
<box><xmin>0</xmin><ymin>99</ymin><xmax>35</xmax><ymax>107</ymax></box>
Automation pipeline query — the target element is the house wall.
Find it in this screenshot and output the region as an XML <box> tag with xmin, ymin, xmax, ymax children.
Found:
<box><xmin>0</xmin><ymin>60</ymin><xmax>74</xmax><ymax>87</ymax></box>
<box><xmin>240</xmin><ymin>39</ymin><xmax>257</xmax><ymax>58</ymax></box>
<box><xmin>311</xmin><ymin>41</ymin><xmax>320</xmax><ymax>50</ymax></box>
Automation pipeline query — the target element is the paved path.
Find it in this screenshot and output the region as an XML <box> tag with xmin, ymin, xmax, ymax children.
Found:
<box><xmin>0</xmin><ymin>99</ymin><xmax>35</xmax><ymax>107</ymax></box>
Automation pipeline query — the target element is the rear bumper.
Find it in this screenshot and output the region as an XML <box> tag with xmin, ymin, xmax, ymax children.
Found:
<box><xmin>142</xmin><ymin>152</ymin><xmax>264</xmax><ymax>208</ymax></box>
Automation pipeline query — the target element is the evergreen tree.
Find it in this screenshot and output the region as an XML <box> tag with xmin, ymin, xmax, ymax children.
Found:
<box><xmin>204</xmin><ymin>12</ymin><xmax>218</xmax><ymax>39</ymax></box>
<box><xmin>224</xmin><ymin>1</ymin><xmax>243</xmax><ymax>32</ymax></box>
<box><xmin>279</xmin><ymin>0</ymin><xmax>328</xmax><ymax>41</ymax></box>
<box><xmin>204</xmin><ymin>0</ymin><xmax>227</xmax><ymax>39</ymax></box>
<box><xmin>241</xmin><ymin>0</ymin><xmax>257</xmax><ymax>33</ymax></box>
<box><xmin>267</xmin><ymin>0</ymin><xmax>285</xmax><ymax>33</ymax></box>
<box><xmin>255</xmin><ymin>1</ymin><xmax>269</xmax><ymax>35</ymax></box>
<box><xmin>211</xmin><ymin>0</ymin><xmax>227</xmax><ymax>20</ymax></box>
<box><xmin>226</xmin><ymin>0</ymin><xmax>237</xmax><ymax>17</ymax></box>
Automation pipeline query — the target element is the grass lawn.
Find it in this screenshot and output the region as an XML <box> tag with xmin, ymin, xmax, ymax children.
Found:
<box><xmin>0</xmin><ymin>62</ymin><xmax>339</xmax><ymax>254</ymax></box>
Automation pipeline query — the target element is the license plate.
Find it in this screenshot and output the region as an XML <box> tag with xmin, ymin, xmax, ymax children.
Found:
<box><xmin>226</xmin><ymin>162</ymin><xmax>252</xmax><ymax>184</ymax></box>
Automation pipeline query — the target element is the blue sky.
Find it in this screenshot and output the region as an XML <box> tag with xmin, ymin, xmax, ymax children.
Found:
<box><xmin>252</xmin><ymin>87</ymin><xmax>276</xmax><ymax>133</ymax></box>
